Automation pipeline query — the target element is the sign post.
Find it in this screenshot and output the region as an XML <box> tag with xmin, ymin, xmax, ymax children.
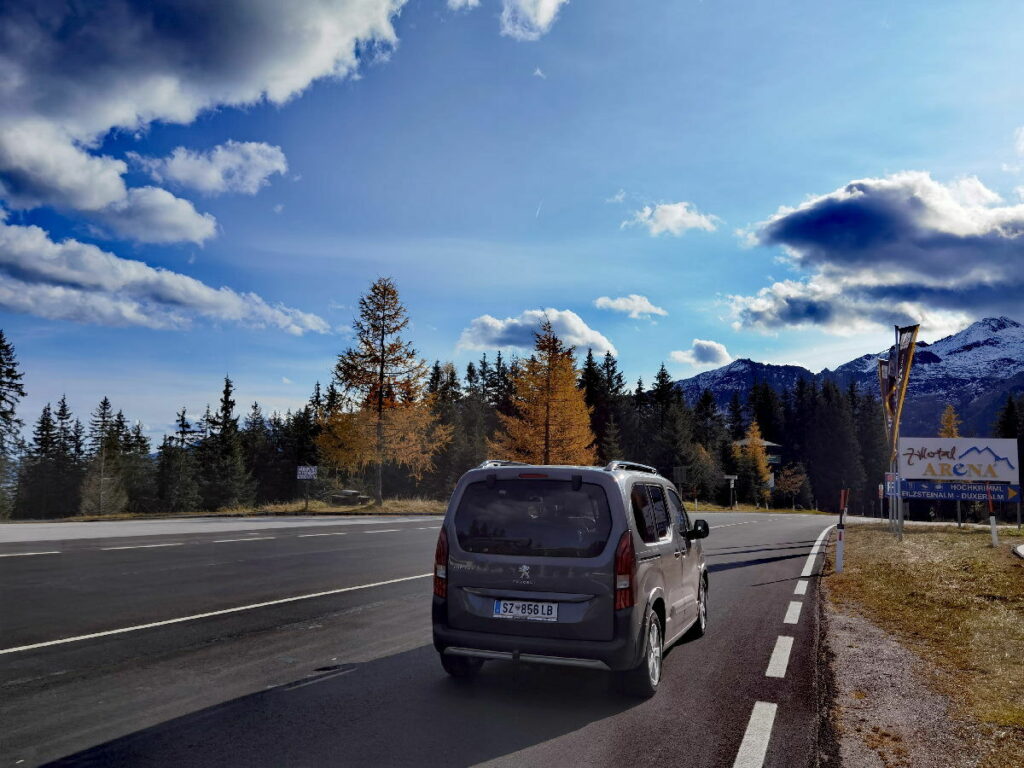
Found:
<box><xmin>297</xmin><ymin>465</ymin><xmax>318</xmax><ymax>512</ymax></box>
<box><xmin>723</xmin><ymin>475</ymin><xmax>738</xmax><ymax>510</ymax></box>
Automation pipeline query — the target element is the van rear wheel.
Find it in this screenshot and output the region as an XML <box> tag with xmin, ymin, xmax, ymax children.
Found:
<box><xmin>440</xmin><ymin>652</ymin><xmax>483</xmax><ymax>680</ymax></box>
<box><xmin>612</xmin><ymin>606</ymin><xmax>662</xmax><ymax>699</ymax></box>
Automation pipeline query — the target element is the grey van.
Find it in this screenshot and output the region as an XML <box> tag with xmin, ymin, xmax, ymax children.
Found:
<box><xmin>431</xmin><ymin>460</ymin><xmax>709</xmax><ymax>697</ymax></box>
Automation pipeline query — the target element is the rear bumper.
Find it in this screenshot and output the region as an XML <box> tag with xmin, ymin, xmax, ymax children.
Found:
<box><xmin>432</xmin><ymin>596</ymin><xmax>642</xmax><ymax>671</ymax></box>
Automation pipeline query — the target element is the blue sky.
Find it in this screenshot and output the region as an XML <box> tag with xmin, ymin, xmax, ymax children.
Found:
<box><xmin>2</xmin><ymin>0</ymin><xmax>1024</xmax><ymax>439</ymax></box>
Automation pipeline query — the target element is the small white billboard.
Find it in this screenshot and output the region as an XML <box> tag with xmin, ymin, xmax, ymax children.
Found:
<box><xmin>897</xmin><ymin>437</ymin><xmax>1019</xmax><ymax>484</ymax></box>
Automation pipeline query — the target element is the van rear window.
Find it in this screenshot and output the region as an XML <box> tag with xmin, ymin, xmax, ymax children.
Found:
<box><xmin>454</xmin><ymin>479</ymin><xmax>612</xmax><ymax>558</ymax></box>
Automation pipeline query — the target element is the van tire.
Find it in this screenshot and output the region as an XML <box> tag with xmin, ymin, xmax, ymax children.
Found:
<box><xmin>685</xmin><ymin>575</ymin><xmax>708</xmax><ymax>640</ymax></box>
<box><xmin>440</xmin><ymin>653</ymin><xmax>483</xmax><ymax>680</ymax></box>
<box><xmin>612</xmin><ymin>606</ymin><xmax>662</xmax><ymax>699</ymax></box>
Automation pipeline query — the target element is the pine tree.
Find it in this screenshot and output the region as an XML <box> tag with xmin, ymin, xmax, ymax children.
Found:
<box><xmin>53</xmin><ymin>396</ymin><xmax>85</xmax><ymax>515</ymax></box>
<box><xmin>649</xmin><ymin>364</ymin><xmax>680</xmax><ymax>432</ymax></box>
<box><xmin>805</xmin><ymin>381</ymin><xmax>865</xmax><ymax>513</ymax></box>
<box><xmin>994</xmin><ymin>396</ymin><xmax>1019</xmax><ymax>439</ymax></box>
<box><xmin>81</xmin><ymin>397</ymin><xmax>125</xmax><ymax>516</ymax></box>
<box><xmin>692</xmin><ymin>389</ymin><xmax>726</xmax><ymax>452</ymax></box>
<box><xmin>0</xmin><ymin>329</ymin><xmax>26</xmax><ymax>456</ymax></box>
<box><xmin>650</xmin><ymin>401</ymin><xmax>693</xmax><ymax>481</ymax></box>
<box><xmin>726</xmin><ymin>391</ymin><xmax>746</xmax><ymax>440</ymax></box>
<box><xmin>688</xmin><ymin>443</ymin><xmax>722</xmax><ymax>503</ymax></box>
<box><xmin>121</xmin><ymin>422</ymin><xmax>156</xmax><ymax>515</ymax></box>
<box><xmin>157</xmin><ymin>408</ymin><xmax>201</xmax><ymax>513</ymax></box>
<box><xmin>852</xmin><ymin>391</ymin><xmax>888</xmax><ymax>515</ymax></box>
<box><xmin>14</xmin><ymin>404</ymin><xmax>61</xmax><ymax>518</ymax></box>
<box><xmin>747</xmin><ymin>382</ymin><xmax>784</xmax><ymax>444</ymax></box>
<box><xmin>200</xmin><ymin>377</ymin><xmax>253</xmax><ymax>510</ymax></box>
<box><xmin>324</xmin><ymin>277</ymin><xmax>447</xmax><ymax>503</ymax></box>
<box><xmin>488</xmin><ymin>320</ymin><xmax>596</xmax><ymax>465</ymax></box>
<box><xmin>599</xmin><ymin>415</ymin><xmax>624</xmax><ymax>464</ymax></box>
<box><xmin>242</xmin><ymin>403</ymin><xmax>277</xmax><ymax>502</ymax></box>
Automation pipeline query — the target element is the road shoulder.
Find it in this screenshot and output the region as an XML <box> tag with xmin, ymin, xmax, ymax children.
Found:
<box><xmin>820</xmin><ymin>598</ymin><xmax>981</xmax><ymax>768</ymax></box>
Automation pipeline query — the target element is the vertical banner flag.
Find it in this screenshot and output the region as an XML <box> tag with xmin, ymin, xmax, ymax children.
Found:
<box><xmin>890</xmin><ymin>324</ymin><xmax>920</xmax><ymax>460</ymax></box>
<box><xmin>879</xmin><ymin>324</ymin><xmax>920</xmax><ymax>464</ymax></box>
<box><xmin>877</xmin><ymin>358</ymin><xmax>892</xmax><ymax>443</ymax></box>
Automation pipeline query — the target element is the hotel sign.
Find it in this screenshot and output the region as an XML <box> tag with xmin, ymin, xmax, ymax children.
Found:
<box><xmin>897</xmin><ymin>438</ymin><xmax>1019</xmax><ymax>484</ymax></box>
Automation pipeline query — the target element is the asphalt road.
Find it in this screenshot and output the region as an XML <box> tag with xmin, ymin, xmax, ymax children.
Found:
<box><xmin>0</xmin><ymin>511</ymin><xmax>836</xmax><ymax>768</ymax></box>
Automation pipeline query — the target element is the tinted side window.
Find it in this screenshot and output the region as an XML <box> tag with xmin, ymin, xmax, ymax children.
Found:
<box><xmin>647</xmin><ymin>485</ymin><xmax>670</xmax><ymax>539</ymax></box>
<box><xmin>630</xmin><ymin>485</ymin><xmax>658</xmax><ymax>544</ymax></box>
<box><xmin>667</xmin><ymin>489</ymin><xmax>690</xmax><ymax>530</ymax></box>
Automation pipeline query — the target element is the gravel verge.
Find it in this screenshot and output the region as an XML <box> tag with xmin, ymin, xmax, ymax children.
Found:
<box><xmin>822</xmin><ymin>599</ymin><xmax>982</xmax><ymax>768</ymax></box>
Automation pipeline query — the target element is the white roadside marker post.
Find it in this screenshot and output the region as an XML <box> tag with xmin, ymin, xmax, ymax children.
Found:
<box><xmin>835</xmin><ymin>488</ymin><xmax>848</xmax><ymax>574</ymax></box>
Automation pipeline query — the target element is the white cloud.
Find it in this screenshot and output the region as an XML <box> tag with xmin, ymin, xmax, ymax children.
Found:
<box><xmin>458</xmin><ymin>308</ymin><xmax>616</xmax><ymax>355</ymax></box>
<box><xmin>670</xmin><ymin>339</ymin><xmax>733</xmax><ymax>368</ymax></box>
<box><xmin>533</xmin><ymin>67</ymin><xmax>547</xmax><ymax>79</ymax></box>
<box><xmin>730</xmin><ymin>171</ymin><xmax>1024</xmax><ymax>335</ymax></box>
<box><xmin>282</xmin><ymin>377</ymin><xmax>293</xmax><ymax>384</ymax></box>
<box><xmin>98</xmin><ymin>187</ymin><xmax>217</xmax><ymax>244</ymax></box>
<box><xmin>273</xmin><ymin>204</ymin><xmax>284</xmax><ymax>214</ymax></box>
<box><xmin>0</xmin><ymin>215</ymin><xmax>329</xmax><ymax>335</ymax></box>
<box><xmin>0</xmin><ymin>0</ymin><xmax>407</xmax><ymax>239</ymax></box>
<box><xmin>132</xmin><ymin>141</ymin><xmax>288</xmax><ymax>196</ymax></box>
<box><xmin>500</xmin><ymin>0</ymin><xmax>570</xmax><ymax>40</ymax></box>
<box><xmin>448</xmin><ymin>0</ymin><xmax>481</xmax><ymax>8</ymax></box>
<box><xmin>606</xmin><ymin>189</ymin><xmax>626</xmax><ymax>204</ymax></box>
<box><xmin>1015</xmin><ymin>126</ymin><xmax>1024</xmax><ymax>156</ymax></box>
<box><xmin>623</xmin><ymin>202</ymin><xmax>719</xmax><ymax>236</ymax></box>
<box><xmin>594</xmin><ymin>294</ymin><xmax>667</xmax><ymax>319</ymax></box>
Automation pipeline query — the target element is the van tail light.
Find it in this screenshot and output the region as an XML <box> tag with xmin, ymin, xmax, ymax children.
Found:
<box><xmin>433</xmin><ymin>528</ymin><xmax>449</xmax><ymax>599</ymax></box>
<box><xmin>614</xmin><ymin>530</ymin><xmax>636</xmax><ymax>610</ymax></box>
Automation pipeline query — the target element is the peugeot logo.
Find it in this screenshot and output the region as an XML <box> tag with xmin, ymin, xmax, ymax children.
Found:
<box><xmin>517</xmin><ymin>565</ymin><xmax>530</xmax><ymax>579</ymax></box>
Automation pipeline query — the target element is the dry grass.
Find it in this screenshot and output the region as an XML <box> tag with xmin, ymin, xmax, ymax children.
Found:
<box><xmin>826</xmin><ymin>524</ymin><xmax>1024</xmax><ymax>767</ymax></box>
<box><xmin>689</xmin><ymin>500</ymin><xmax>830</xmax><ymax>515</ymax></box>
<box><xmin>8</xmin><ymin>497</ymin><xmax>446</xmax><ymax>523</ymax></box>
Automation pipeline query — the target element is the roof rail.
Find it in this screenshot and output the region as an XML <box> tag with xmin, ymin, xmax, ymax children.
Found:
<box><xmin>604</xmin><ymin>460</ymin><xmax>658</xmax><ymax>474</ymax></box>
<box><xmin>476</xmin><ymin>459</ymin><xmax>529</xmax><ymax>469</ymax></box>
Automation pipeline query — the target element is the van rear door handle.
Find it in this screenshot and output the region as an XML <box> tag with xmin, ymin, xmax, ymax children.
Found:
<box><xmin>673</xmin><ymin>550</ymin><xmax>682</xmax><ymax>558</ymax></box>
<box><xmin>638</xmin><ymin>553</ymin><xmax>662</xmax><ymax>562</ymax></box>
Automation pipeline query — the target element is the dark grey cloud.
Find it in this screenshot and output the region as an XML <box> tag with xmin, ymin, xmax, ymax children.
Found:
<box><xmin>731</xmin><ymin>172</ymin><xmax>1024</xmax><ymax>335</ymax></box>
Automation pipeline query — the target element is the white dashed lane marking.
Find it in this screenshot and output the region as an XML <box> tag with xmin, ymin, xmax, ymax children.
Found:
<box><xmin>364</xmin><ymin>529</ymin><xmax>400</xmax><ymax>534</ymax></box>
<box><xmin>212</xmin><ymin>537</ymin><xmax>276</xmax><ymax>543</ymax></box>
<box><xmin>101</xmin><ymin>543</ymin><xmax>183</xmax><ymax>551</ymax></box>
<box><xmin>732</xmin><ymin>701</ymin><xmax>778</xmax><ymax>768</ymax></box>
<box><xmin>794</xmin><ymin>580</ymin><xmax>808</xmax><ymax>595</ymax></box>
<box><xmin>0</xmin><ymin>551</ymin><xmax>61</xmax><ymax>558</ymax></box>
<box><xmin>297</xmin><ymin>532</ymin><xmax>348</xmax><ymax>538</ymax></box>
<box><xmin>765</xmin><ymin>636</ymin><xmax>794</xmax><ymax>679</ymax></box>
<box><xmin>783</xmin><ymin>600</ymin><xmax>803</xmax><ymax>625</ymax></box>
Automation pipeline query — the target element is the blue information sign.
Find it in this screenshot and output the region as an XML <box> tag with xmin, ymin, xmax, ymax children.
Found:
<box><xmin>887</xmin><ymin>480</ymin><xmax>1021</xmax><ymax>502</ymax></box>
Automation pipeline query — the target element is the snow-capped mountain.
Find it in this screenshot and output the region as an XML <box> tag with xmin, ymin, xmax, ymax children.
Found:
<box><xmin>676</xmin><ymin>316</ymin><xmax>1024</xmax><ymax>436</ymax></box>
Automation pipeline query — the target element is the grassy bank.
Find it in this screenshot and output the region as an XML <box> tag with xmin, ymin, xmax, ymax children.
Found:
<box><xmin>825</xmin><ymin>524</ymin><xmax>1024</xmax><ymax>767</ymax></box>
<box><xmin>3</xmin><ymin>497</ymin><xmax>446</xmax><ymax>523</ymax></box>
<box><xmin>688</xmin><ymin>500</ymin><xmax>830</xmax><ymax>515</ymax></box>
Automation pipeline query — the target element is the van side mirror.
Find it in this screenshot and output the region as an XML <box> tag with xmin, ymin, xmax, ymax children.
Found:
<box><xmin>685</xmin><ymin>519</ymin><xmax>710</xmax><ymax>540</ymax></box>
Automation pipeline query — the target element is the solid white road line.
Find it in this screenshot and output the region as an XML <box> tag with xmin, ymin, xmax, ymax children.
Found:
<box><xmin>732</xmin><ymin>701</ymin><xmax>778</xmax><ymax>768</ymax></box>
<box><xmin>417</xmin><ymin>526</ymin><xmax>439</xmax><ymax>530</ymax></box>
<box><xmin>794</xmin><ymin>580</ymin><xmax>808</xmax><ymax>595</ymax></box>
<box><xmin>0</xmin><ymin>551</ymin><xmax>61</xmax><ymax>558</ymax></box>
<box><xmin>710</xmin><ymin>521</ymin><xmax>758</xmax><ymax>529</ymax></box>
<box><xmin>212</xmin><ymin>537</ymin><xmax>276</xmax><ymax>543</ymax></box>
<box><xmin>297</xmin><ymin>532</ymin><xmax>348</xmax><ymax>538</ymax></box>
<box><xmin>800</xmin><ymin>524</ymin><xmax>835</xmax><ymax>577</ymax></box>
<box><xmin>0</xmin><ymin>573</ymin><xmax>432</xmax><ymax>656</ymax></box>
<box><xmin>101</xmin><ymin>543</ymin><xmax>183</xmax><ymax>551</ymax></box>
<box><xmin>765</xmin><ymin>636</ymin><xmax>794</xmax><ymax>678</ymax></box>
<box><xmin>364</xmin><ymin>529</ymin><xmax>400</xmax><ymax>534</ymax></box>
<box><xmin>783</xmin><ymin>601</ymin><xmax>803</xmax><ymax>625</ymax></box>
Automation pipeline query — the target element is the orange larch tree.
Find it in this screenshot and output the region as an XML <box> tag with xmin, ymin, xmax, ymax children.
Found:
<box><xmin>488</xmin><ymin>320</ymin><xmax>596</xmax><ymax>465</ymax></box>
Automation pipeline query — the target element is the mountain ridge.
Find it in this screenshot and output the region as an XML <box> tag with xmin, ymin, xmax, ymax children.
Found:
<box><xmin>675</xmin><ymin>316</ymin><xmax>1024</xmax><ymax>437</ymax></box>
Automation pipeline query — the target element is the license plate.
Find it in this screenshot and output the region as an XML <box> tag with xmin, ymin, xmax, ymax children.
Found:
<box><xmin>492</xmin><ymin>599</ymin><xmax>558</xmax><ymax>622</ymax></box>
